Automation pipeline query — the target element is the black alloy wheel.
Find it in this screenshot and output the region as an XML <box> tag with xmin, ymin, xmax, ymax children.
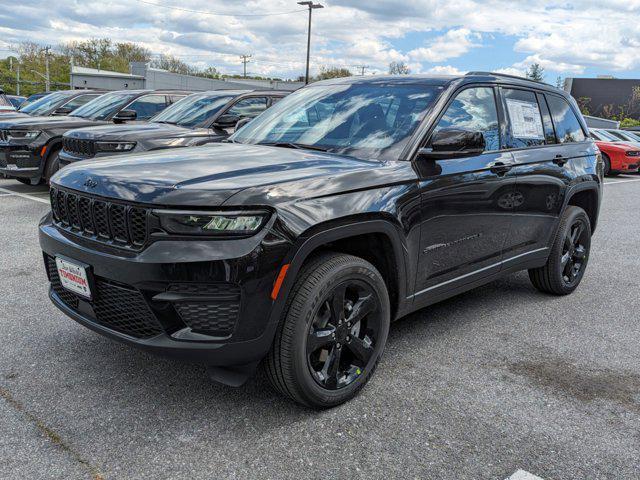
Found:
<box><xmin>529</xmin><ymin>205</ymin><xmax>591</xmax><ymax>295</ymax></box>
<box><xmin>265</xmin><ymin>252</ymin><xmax>390</xmax><ymax>408</ymax></box>
<box><xmin>306</xmin><ymin>280</ymin><xmax>382</xmax><ymax>390</ymax></box>
<box><xmin>560</xmin><ymin>219</ymin><xmax>589</xmax><ymax>288</ymax></box>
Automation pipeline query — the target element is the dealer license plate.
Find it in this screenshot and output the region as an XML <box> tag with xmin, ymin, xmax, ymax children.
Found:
<box><xmin>56</xmin><ymin>257</ymin><xmax>92</xmax><ymax>299</ymax></box>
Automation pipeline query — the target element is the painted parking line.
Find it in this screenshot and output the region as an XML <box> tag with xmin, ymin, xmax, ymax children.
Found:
<box><xmin>0</xmin><ymin>186</ymin><xmax>50</xmax><ymax>204</ymax></box>
<box><xmin>505</xmin><ymin>470</ymin><xmax>545</xmax><ymax>480</ymax></box>
<box><xmin>604</xmin><ymin>178</ymin><xmax>640</xmax><ymax>186</ymax></box>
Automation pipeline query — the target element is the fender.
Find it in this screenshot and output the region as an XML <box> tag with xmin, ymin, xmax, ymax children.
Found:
<box><xmin>561</xmin><ymin>179</ymin><xmax>602</xmax><ymax>233</ymax></box>
<box><xmin>266</xmin><ymin>218</ymin><xmax>410</xmax><ymax>328</ymax></box>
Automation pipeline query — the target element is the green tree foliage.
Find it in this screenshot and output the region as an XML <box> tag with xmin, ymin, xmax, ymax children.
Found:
<box><xmin>389</xmin><ymin>61</ymin><xmax>410</xmax><ymax>75</ymax></box>
<box><xmin>61</xmin><ymin>38</ymin><xmax>152</xmax><ymax>72</ymax></box>
<box><xmin>526</xmin><ymin>63</ymin><xmax>545</xmax><ymax>83</ymax></box>
<box><xmin>620</xmin><ymin>118</ymin><xmax>640</xmax><ymax>128</ymax></box>
<box><xmin>313</xmin><ymin>66</ymin><xmax>352</xmax><ymax>81</ymax></box>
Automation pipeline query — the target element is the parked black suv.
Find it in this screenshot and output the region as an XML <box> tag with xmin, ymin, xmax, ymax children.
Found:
<box><xmin>0</xmin><ymin>90</ymin><xmax>105</xmax><ymax>120</ymax></box>
<box><xmin>0</xmin><ymin>89</ymin><xmax>190</xmax><ymax>184</ymax></box>
<box><xmin>59</xmin><ymin>90</ymin><xmax>288</xmax><ymax>167</ymax></box>
<box><xmin>40</xmin><ymin>73</ymin><xmax>601</xmax><ymax>408</ymax></box>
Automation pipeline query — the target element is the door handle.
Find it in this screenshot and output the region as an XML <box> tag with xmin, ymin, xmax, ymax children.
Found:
<box><xmin>489</xmin><ymin>161</ymin><xmax>513</xmax><ymax>176</ymax></box>
<box><xmin>553</xmin><ymin>154</ymin><xmax>569</xmax><ymax>166</ymax></box>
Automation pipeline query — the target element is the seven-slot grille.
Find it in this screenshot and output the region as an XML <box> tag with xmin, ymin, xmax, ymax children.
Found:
<box><xmin>50</xmin><ymin>187</ymin><xmax>149</xmax><ymax>249</ymax></box>
<box><xmin>63</xmin><ymin>137</ymin><xmax>96</xmax><ymax>157</ymax></box>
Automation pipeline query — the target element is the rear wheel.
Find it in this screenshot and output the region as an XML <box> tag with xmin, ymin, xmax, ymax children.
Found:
<box><xmin>265</xmin><ymin>253</ymin><xmax>390</xmax><ymax>408</ymax></box>
<box><xmin>16</xmin><ymin>178</ymin><xmax>33</xmax><ymax>185</ymax></box>
<box><xmin>602</xmin><ymin>153</ymin><xmax>616</xmax><ymax>176</ymax></box>
<box><xmin>529</xmin><ymin>206</ymin><xmax>591</xmax><ymax>295</ymax></box>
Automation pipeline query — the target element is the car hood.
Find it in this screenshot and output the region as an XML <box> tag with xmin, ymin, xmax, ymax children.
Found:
<box><xmin>65</xmin><ymin>122</ymin><xmax>194</xmax><ymax>141</ymax></box>
<box><xmin>0</xmin><ymin>115</ymin><xmax>104</xmax><ymax>130</ymax></box>
<box><xmin>52</xmin><ymin>143</ymin><xmax>385</xmax><ymax>206</ymax></box>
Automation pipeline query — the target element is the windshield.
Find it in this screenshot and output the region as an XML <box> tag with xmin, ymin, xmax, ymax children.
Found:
<box><xmin>622</xmin><ymin>130</ymin><xmax>640</xmax><ymax>141</ymax></box>
<box><xmin>151</xmin><ymin>92</ymin><xmax>236</xmax><ymax>127</ymax></box>
<box><xmin>70</xmin><ymin>92</ymin><xmax>138</xmax><ymax>120</ymax></box>
<box><xmin>20</xmin><ymin>91</ymin><xmax>72</xmax><ymax>115</ymax></box>
<box><xmin>0</xmin><ymin>94</ymin><xmax>12</xmax><ymax>108</ymax></box>
<box><xmin>231</xmin><ymin>82</ymin><xmax>442</xmax><ymax>161</ymax></box>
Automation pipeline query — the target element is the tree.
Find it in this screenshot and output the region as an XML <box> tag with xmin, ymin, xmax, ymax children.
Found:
<box><xmin>576</xmin><ymin>97</ymin><xmax>591</xmax><ymax>116</ymax></box>
<box><xmin>389</xmin><ymin>61</ymin><xmax>410</xmax><ymax>75</ymax></box>
<box><xmin>150</xmin><ymin>54</ymin><xmax>197</xmax><ymax>75</ymax></box>
<box><xmin>526</xmin><ymin>63</ymin><xmax>545</xmax><ymax>83</ymax></box>
<box><xmin>313</xmin><ymin>66</ymin><xmax>352</xmax><ymax>81</ymax></box>
<box><xmin>556</xmin><ymin>76</ymin><xmax>563</xmax><ymax>89</ymax></box>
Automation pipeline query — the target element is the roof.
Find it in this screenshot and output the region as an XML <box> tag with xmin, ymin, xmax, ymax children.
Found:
<box><xmin>71</xmin><ymin>66</ymin><xmax>144</xmax><ymax>79</ymax></box>
<box><xmin>314</xmin><ymin>72</ymin><xmax>567</xmax><ymax>95</ymax></box>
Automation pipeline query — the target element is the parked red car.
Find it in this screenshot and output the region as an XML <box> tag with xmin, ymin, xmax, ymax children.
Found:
<box><xmin>594</xmin><ymin>141</ymin><xmax>640</xmax><ymax>176</ymax></box>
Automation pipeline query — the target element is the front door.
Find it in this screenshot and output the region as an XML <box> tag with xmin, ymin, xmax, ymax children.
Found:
<box><xmin>414</xmin><ymin>86</ymin><xmax>516</xmax><ymax>303</ymax></box>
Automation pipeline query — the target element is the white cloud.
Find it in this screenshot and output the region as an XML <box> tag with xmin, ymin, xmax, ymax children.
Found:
<box><xmin>1</xmin><ymin>0</ymin><xmax>640</xmax><ymax>79</ymax></box>
<box><xmin>424</xmin><ymin>65</ymin><xmax>466</xmax><ymax>76</ymax></box>
<box><xmin>408</xmin><ymin>29</ymin><xmax>481</xmax><ymax>63</ymax></box>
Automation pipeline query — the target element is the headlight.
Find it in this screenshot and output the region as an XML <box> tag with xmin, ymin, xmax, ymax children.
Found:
<box><xmin>153</xmin><ymin>210</ymin><xmax>269</xmax><ymax>236</ymax></box>
<box><xmin>3</xmin><ymin>130</ymin><xmax>41</xmax><ymax>141</ymax></box>
<box><xmin>95</xmin><ymin>141</ymin><xmax>136</xmax><ymax>152</ymax></box>
<box><xmin>625</xmin><ymin>150</ymin><xmax>640</xmax><ymax>157</ymax></box>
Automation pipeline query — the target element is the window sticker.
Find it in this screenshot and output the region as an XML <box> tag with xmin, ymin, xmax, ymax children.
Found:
<box><xmin>506</xmin><ymin>98</ymin><xmax>544</xmax><ymax>139</ymax></box>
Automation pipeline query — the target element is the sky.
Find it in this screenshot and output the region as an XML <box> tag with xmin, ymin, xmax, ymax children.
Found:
<box><xmin>1</xmin><ymin>0</ymin><xmax>640</xmax><ymax>82</ymax></box>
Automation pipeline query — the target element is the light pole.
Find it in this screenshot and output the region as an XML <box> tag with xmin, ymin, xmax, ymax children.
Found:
<box><xmin>298</xmin><ymin>1</ymin><xmax>323</xmax><ymax>84</ymax></box>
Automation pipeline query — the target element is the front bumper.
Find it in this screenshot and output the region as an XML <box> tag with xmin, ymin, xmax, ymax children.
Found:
<box><xmin>0</xmin><ymin>144</ymin><xmax>43</xmax><ymax>178</ymax></box>
<box><xmin>39</xmin><ymin>213</ymin><xmax>290</xmax><ymax>368</ymax></box>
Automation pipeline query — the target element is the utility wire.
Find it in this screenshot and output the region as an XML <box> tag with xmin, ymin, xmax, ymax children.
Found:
<box><xmin>134</xmin><ymin>0</ymin><xmax>306</xmax><ymax>17</ymax></box>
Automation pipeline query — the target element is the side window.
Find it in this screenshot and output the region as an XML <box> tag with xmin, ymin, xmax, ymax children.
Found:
<box><xmin>169</xmin><ymin>95</ymin><xmax>187</xmax><ymax>104</ymax></box>
<box><xmin>269</xmin><ymin>96</ymin><xmax>283</xmax><ymax>105</ymax></box>
<box><xmin>546</xmin><ymin>94</ymin><xmax>586</xmax><ymax>143</ymax></box>
<box><xmin>226</xmin><ymin>97</ymin><xmax>268</xmax><ymax>118</ymax></box>
<box><xmin>501</xmin><ymin>88</ymin><xmax>546</xmax><ymax>148</ymax></box>
<box><xmin>536</xmin><ymin>92</ymin><xmax>557</xmax><ymax>145</ymax></box>
<box><xmin>126</xmin><ymin>95</ymin><xmax>169</xmax><ymax>120</ymax></box>
<box><xmin>63</xmin><ymin>94</ymin><xmax>100</xmax><ymax>110</ymax></box>
<box><xmin>431</xmin><ymin>87</ymin><xmax>500</xmax><ymax>151</ymax></box>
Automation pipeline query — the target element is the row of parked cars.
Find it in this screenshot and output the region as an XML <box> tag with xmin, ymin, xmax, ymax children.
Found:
<box><xmin>0</xmin><ymin>73</ymin><xmax>609</xmax><ymax>407</ymax></box>
<box><xmin>0</xmin><ymin>87</ymin><xmax>288</xmax><ymax>184</ymax></box>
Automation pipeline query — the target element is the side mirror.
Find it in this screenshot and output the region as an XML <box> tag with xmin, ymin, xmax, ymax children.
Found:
<box><xmin>235</xmin><ymin>117</ymin><xmax>252</xmax><ymax>131</ymax></box>
<box><xmin>113</xmin><ymin>109</ymin><xmax>137</xmax><ymax>123</ymax></box>
<box><xmin>418</xmin><ymin>128</ymin><xmax>486</xmax><ymax>160</ymax></box>
<box><xmin>213</xmin><ymin>113</ymin><xmax>240</xmax><ymax>128</ymax></box>
<box><xmin>52</xmin><ymin>106</ymin><xmax>72</xmax><ymax>116</ymax></box>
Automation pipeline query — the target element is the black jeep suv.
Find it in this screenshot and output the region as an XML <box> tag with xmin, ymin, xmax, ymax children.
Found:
<box><xmin>0</xmin><ymin>89</ymin><xmax>190</xmax><ymax>184</ymax></box>
<box><xmin>58</xmin><ymin>90</ymin><xmax>288</xmax><ymax>167</ymax></box>
<box><xmin>40</xmin><ymin>73</ymin><xmax>602</xmax><ymax>408</ymax></box>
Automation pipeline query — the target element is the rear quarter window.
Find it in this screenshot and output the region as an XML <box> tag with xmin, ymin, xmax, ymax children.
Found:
<box><xmin>546</xmin><ymin>94</ymin><xmax>586</xmax><ymax>143</ymax></box>
<box><xmin>501</xmin><ymin>88</ymin><xmax>546</xmax><ymax>148</ymax></box>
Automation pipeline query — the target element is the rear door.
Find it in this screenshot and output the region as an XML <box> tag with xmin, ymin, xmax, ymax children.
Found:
<box><xmin>502</xmin><ymin>88</ymin><xmax>588</xmax><ymax>263</ymax></box>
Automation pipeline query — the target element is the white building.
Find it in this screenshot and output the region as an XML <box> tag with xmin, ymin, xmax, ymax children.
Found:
<box><xmin>70</xmin><ymin>63</ymin><xmax>304</xmax><ymax>92</ymax></box>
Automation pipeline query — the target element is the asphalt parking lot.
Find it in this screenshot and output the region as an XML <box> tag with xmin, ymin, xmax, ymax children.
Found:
<box><xmin>1</xmin><ymin>176</ymin><xmax>639</xmax><ymax>480</ymax></box>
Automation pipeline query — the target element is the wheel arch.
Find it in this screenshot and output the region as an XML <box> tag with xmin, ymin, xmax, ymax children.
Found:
<box><xmin>268</xmin><ymin>218</ymin><xmax>409</xmax><ymax>326</ymax></box>
<box><xmin>564</xmin><ymin>182</ymin><xmax>600</xmax><ymax>233</ymax></box>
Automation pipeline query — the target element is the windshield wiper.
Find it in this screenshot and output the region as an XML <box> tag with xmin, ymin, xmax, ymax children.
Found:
<box><xmin>259</xmin><ymin>142</ymin><xmax>330</xmax><ymax>152</ymax></box>
<box><xmin>154</xmin><ymin>120</ymin><xmax>177</xmax><ymax>125</ymax></box>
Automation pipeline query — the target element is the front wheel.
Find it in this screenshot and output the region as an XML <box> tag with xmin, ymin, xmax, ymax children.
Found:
<box><xmin>43</xmin><ymin>149</ymin><xmax>60</xmax><ymax>184</ymax></box>
<box><xmin>265</xmin><ymin>253</ymin><xmax>390</xmax><ymax>408</ymax></box>
<box><xmin>529</xmin><ymin>206</ymin><xmax>591</xmax><ymax>295</ymax></box>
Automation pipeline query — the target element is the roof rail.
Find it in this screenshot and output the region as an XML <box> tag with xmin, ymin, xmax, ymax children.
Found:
<box><xmin>465</xmin><ymin>71</ymin><xmax>553</xmax><ymax>87</ymax></box>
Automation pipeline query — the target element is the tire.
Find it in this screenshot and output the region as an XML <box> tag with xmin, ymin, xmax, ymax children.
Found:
<box><xmin>265</xmin><ymin>252</ymin><xmax>390</xmax><ymax>409</ymax></box>
<box><xmin>528</xmin><ymin>206</ymin><xmax>591</xmax><ymax>295</ymax></box>
<box><xmin>43</xmin><ymin>149</ymin><xmax>60</xmax><ymax>184</ymax></box>
<box><xmin>16</xmin><ymin>178</ymin><xmax>33</xmax><ymax>185</ymax></box>
<box><xmin>602</xmin><ymin>153</ymin><xmax>614</xmax><ymax>176</ymax></box>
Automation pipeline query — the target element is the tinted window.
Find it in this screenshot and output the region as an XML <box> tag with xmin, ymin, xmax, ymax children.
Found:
<box><xmin>502</xmin><ymin>88</ymin><xmax>545</xmax><ymax>148</ymax></box>
<box><xmin>20</xmin><ymin>91</ymin><xmax>72</xmax><ymax>115</ymax></box>
<box><xmin>70</xmin><ymin>92</ymin><xmax>138</xmax><ymax>120</ymax></box>
<box><xmin>231</xmin><ymin>83</ymin><xmax>441</xmax><ymax>161</ymax></box>
<box><xmin>546</xmin><ymin>95</ymin><xmax>586</xmax><ymax>143</ymax></box>
<box><xmin>152</xmin><ymin>92</ymin><xmax>236</xmax><ymax>128</ymax></box>
<box><xmin>62</xmin><ymin>94</ymin><xmax>101</xmax><ymax>111</ymax></box>
<box><xmin>226</xmin><ymin>97</ymin><xmax>268</xmax><ymax>118</ymax></box>
<box><xmin>432</xmin><ymin>87</ymin><xmax>500</xmax><ymax>151</ymax></box>
<box><xmin>126</xmin><ymin>95</ymin><xmax>169</xmax><ymax>120</ymax></box>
